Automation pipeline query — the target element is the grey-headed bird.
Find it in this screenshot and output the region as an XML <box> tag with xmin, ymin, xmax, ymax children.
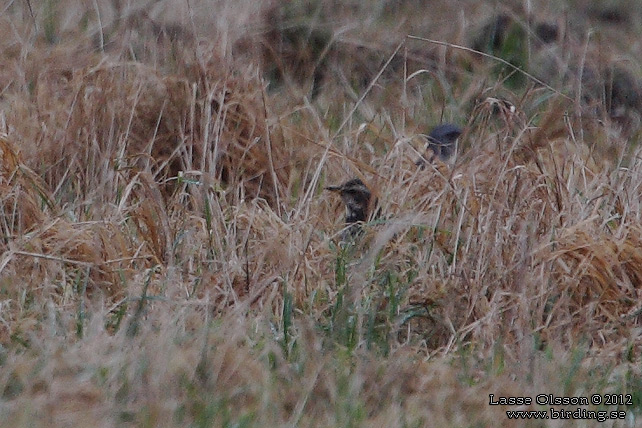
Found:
<box><xmin>416</xmin><ymin>123</ymin><xmax>463</xmax><ymax>166</ymax></box>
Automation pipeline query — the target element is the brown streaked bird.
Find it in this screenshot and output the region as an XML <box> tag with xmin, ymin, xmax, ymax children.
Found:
<box><xmin>325</xmin><ymin>178</ymin><xmax>372</xmax><ymax>238</ymax></box>
<box><xmin>416</xmin><ymin>123</ymin><xmax>463</xmax><ymax>166</ymax></box>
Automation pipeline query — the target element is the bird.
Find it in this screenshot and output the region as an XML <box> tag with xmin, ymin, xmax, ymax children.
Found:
<box><xmin>325</xmin><ymin>178</ymin><xmax>372</xmax><ymax>238</ymax></box>
<box><xmin>326</xmin><ymin>125</ymin><xmax>461</xmax><ymax>237</ymax></box>
<box><xmin>416</xmin><ymin>123</ymin><xmax>463</xmax><ymax>166</ymax></box>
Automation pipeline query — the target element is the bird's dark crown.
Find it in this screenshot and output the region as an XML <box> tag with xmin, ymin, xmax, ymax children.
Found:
<box><xmin>428</xmin><ymin>124</ymin><xmax>462</xmax><ymax>146</ymax></box>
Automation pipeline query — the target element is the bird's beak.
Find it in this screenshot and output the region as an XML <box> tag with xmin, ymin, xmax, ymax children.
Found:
<box><xmin>324</xmin><ymin>185</ymin><xmax>342</xmax><ymax>192</ymax></box>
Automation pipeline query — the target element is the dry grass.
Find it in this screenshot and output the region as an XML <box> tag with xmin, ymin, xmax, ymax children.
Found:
<box><xmin>2</xmin><ymin>0</ymin><xmax>642</xmax><ymax>426</ymax></box>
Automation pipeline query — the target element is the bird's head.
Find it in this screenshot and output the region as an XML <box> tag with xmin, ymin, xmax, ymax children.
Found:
<box><xmin>427</xmin><ymin>123</ymin><xmax>462</xmax><ymax>160</ymax></box>
<box><xmin>325</xmin><ymin>178</ymin><xmax>372</xmax><ymax>224</ymax></box>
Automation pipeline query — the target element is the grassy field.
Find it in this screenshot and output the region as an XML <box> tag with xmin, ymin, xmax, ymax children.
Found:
<box><xmin>2</xmin><ymin>0</ymin><xmax>642</xmax><ymax>426</ymax></box>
